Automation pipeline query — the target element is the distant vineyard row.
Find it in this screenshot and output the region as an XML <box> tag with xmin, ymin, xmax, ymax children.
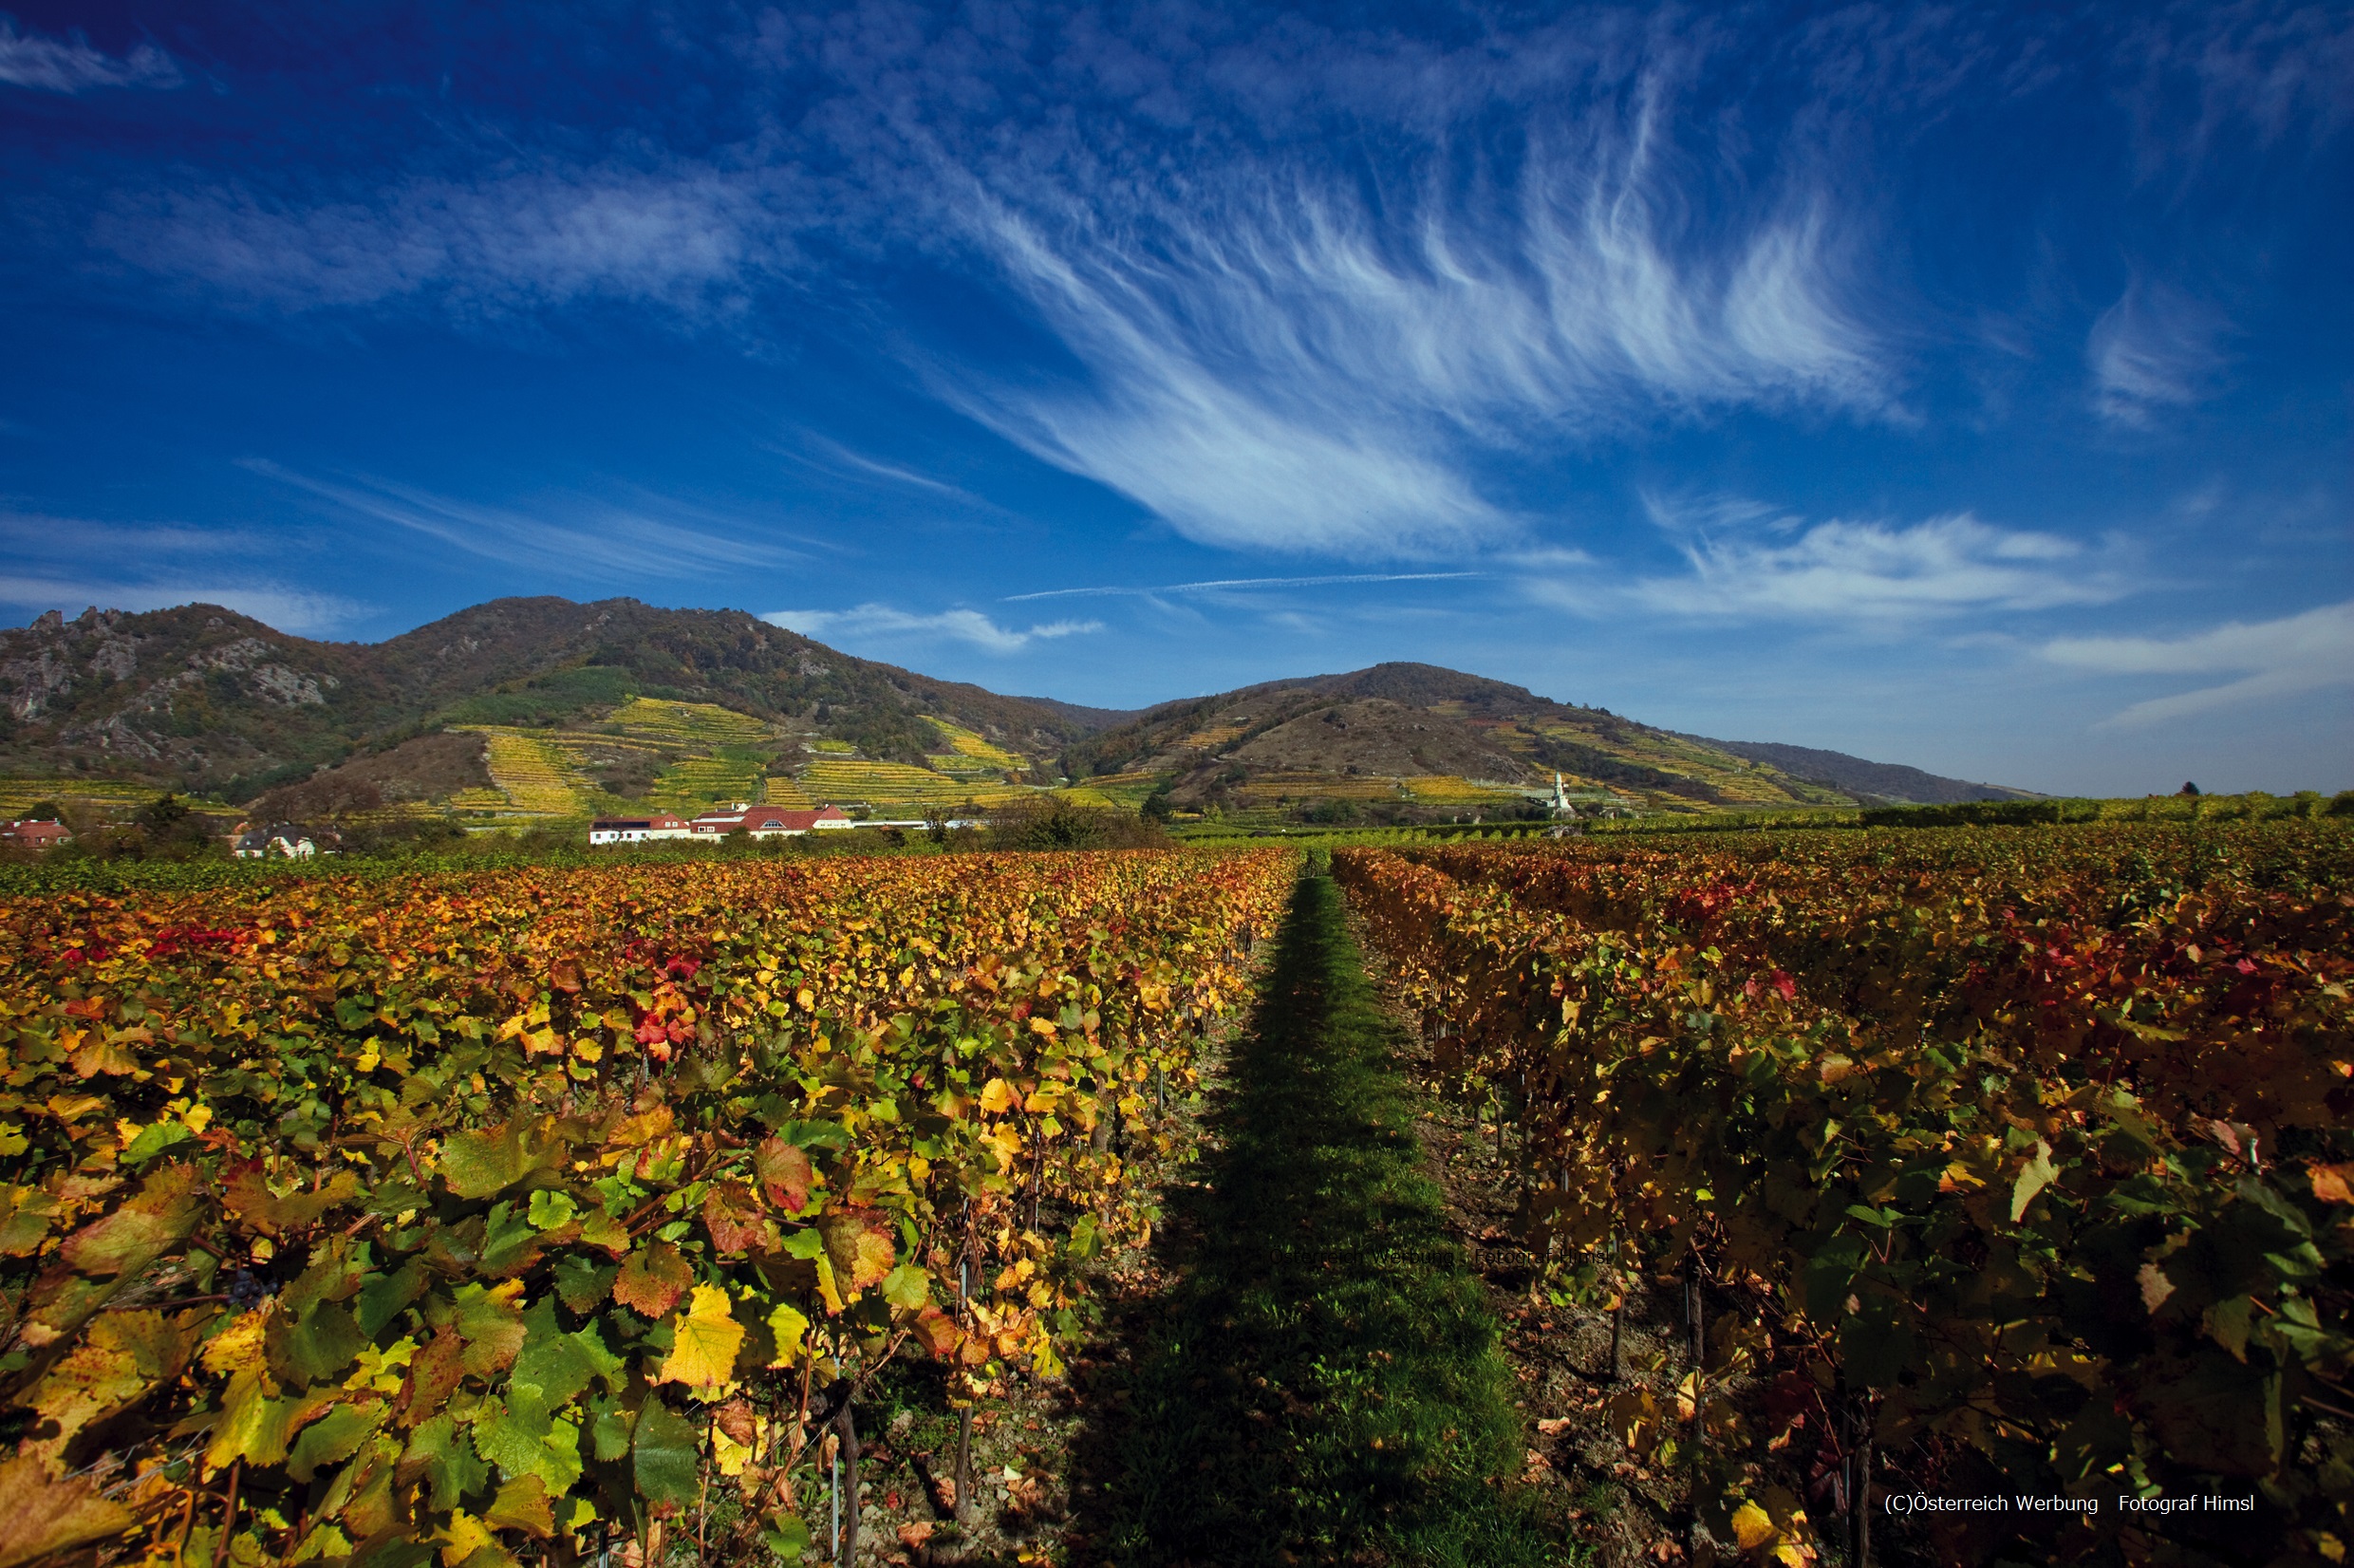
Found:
<box><xmin>0</xmin><ymin>847</ymin><xmax>1297</xmax><ymax>1568</ymax></box>
<box><xmin>1336</xmin><ymin>821</ymin><xmax>2352</xmax><ymax>1565</ymax></box>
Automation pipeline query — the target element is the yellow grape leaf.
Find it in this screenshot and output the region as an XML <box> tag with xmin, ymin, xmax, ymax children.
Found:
<box><xmin>849</xmin><ymin>1229</ymin><xmax>894</xmax><ymax>1289</ymax></box>
<box><xmin>0</xmin><ymin>1454</ymin><xmax>135</xmax><ymax>1568</ymax></box>
<box><xmin>607</xmin><ymin>1103</ymin><xmax>675</xmax><ymax>1149</ymax></box>
<box><xmin>206</xmin><ymin>1366</ymin><xmax>298</xmax><ymax>1473</ymax></box>
<box><xmin>59</xmin><ymin>1164</ymin><xmax>201</xmax><ymax>1276</ymax></box>
<box><xmin>1731</xmin><ymin>1501</ymin><xmax>1777</xmax><ymax>1551</ymax></box>
<box><xmin>979</xmin><ymin>1078</ymin><xmax>1016</xmax><ymax>1114</ymax></box>
<box><xmin>484</xmin><ymin>1476</ymin><xmax>554</xmax><ymax>1540</ymax></box>
<box><xmin>2312</xmin><ymin>1163</ymin><xmax>2354</xmax><ymax>1205</ymax></box>
<box><xmin>2009</xmin><ymin>1139</ymin><xmax>2058</xmax><ymax>1223</ymax></box>
<box><xmin>30</xmin><ymin>1310</ymin><xmax>186</xmax><ymax>1449</ymax></box>
<box><xmin>437</xmin><ymin>1510</ymin><xmax>501</xmax><ymax>1568</ymax></box>
<box><xmin>658</xmin><ymin>1285</ymin><xmax>745</xmax><ymax>1395</ymax></box>
<box><xmin>712</xmin><ymin>1422</ymin><xmax>754</xmax><ymax>1478</ymax></box>
<box><xmin>202</xmin><ymin>1304</ymin><xmax>273</xmax><ymax>1377</ymax></box>
<box><xmin>764</xmin><ymin>1302</ymin><xmax>810</xmax><ymax>1365</ymax></box>
<box><xmin>813</xmin><ymin>1253</ymin><xmax>845</xmax><ymax>1316</ymax></box>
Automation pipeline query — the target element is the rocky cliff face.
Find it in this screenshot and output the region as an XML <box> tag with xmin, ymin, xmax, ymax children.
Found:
<box><xmin>0</xmin><ymin>607</ymin><xmax>365</xmax><ymax>786</ymax></box>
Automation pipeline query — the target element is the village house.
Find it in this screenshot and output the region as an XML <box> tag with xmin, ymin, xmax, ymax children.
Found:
<box><xmin>586</xmin><ymin>805</ymin><xmax>855</xmax><ymax>845</ymax></box>
<box><xmin>0</xmin><ymin>818</ymin><xmax>69</xmax><ymax>850</ymax></box>
<box><xmin>234</xmin><ymin>822</ymin><xmax>316</xmax><ymax>859</ymax></box>
<box><xmin>688</xmin><ymin>804</ymin><xmax>853</xmax><ymax>838</ymax></box>
<box><xmin>586</xmin><ymin>812</ymin><xmax>694</xmax><ymax>846</ymax></box>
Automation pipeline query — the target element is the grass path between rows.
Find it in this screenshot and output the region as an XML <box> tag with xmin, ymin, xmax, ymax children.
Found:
<box><xmin>1084</xmin><ymin>870</ymin><xmax>1562</xmax><ymax>1566</ymax></box>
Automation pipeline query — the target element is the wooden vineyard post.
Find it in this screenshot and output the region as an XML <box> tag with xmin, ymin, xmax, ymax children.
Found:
<box><xmin>1607</xmin><ymin>1236</ymin><xmax>1623</xmax><ymax>1383</ymax></box>
<box><xmin>955</xmin><ymin>1257</ymin><xmax>978</xmax><ymax>1525</ymax></box>
<box><xmin>1684</xmin><ymin>1250</ymin><xmax>1707</xmax><ymax>1529</ymax></box>
<box><xmin>1684</xmin><ymin>1253</ymin><xmax>1704</xmax><ymax>1369</ymax></box>
<box><xmin>696</xmin><ymin>1412</ymin><xmax>712</xmax><ymax>1568</ymax></box>
<box><xmin>834</xmin><ymin>1391</ymin><xmax>860</xmax><ymax>1568</ymax></box>
<box><xmin>1845</xmin><ymin>1391</ymin><xmax>1873</xmax><ymax>1568</ymax></box>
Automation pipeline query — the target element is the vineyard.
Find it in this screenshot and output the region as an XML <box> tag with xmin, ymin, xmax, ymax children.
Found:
<box><xmin>1335</xmin><ymin>821</ymin><xmax>2354</xmax><ymax>1564</ymax></box>
<box><xmin>0</xmin><ymin>847</ymin><xmax>1295</xmax><ymax>1568</ymax></box>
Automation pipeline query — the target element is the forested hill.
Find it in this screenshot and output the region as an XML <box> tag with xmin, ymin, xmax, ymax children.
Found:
<box><xmin>0</xmin><ymin>597</ymin><xmax>1118</xmax><ymax>802</ymax></box>
<box><xmin>1677</xmin><ymin>736</ymin><xmax>2039</xmax><ymax>806</ymax></box>
<box><xmin>1062</xmin><ymin>661</ymin><xmax>2034</xmax><ymax>813</ymax></box>
<box><xmin>0</xmin><ymin>603</ymin><xmax>2033</xmax><ymax>815</ymax></box>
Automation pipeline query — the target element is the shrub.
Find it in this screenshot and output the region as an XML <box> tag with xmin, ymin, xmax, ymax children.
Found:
<box><xmin>988</xmin><ymin>796</ymin><xmax>1168</xmax><ymax>850</ymax></box>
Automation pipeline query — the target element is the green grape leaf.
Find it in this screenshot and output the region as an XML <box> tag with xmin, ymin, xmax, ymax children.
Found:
<box><xmin>397</xmin><ymin>1412</ymin><xmax>490</xmax><ymax>1513</ymax></box>
<box><xmin>632</xmin><ymin>1396</ymin><xmax>701</xmax><ymax>1506</ymax></box>
<box><xmin>511</xmin><ymin>1298</ymin><xmax>623</xmax><ymax>1407</ymax></box>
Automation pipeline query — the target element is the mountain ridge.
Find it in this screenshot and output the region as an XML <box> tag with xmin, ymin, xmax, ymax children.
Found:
<box><xmin>0</xmin><ymin>598</ymin><xmax>2034</xmax><ymax>819</ymax></box>
<box><xmin>1675</xmin><ymin>736</ymin><xmax>2039</xmax><ymax>806</ymax></box>
<box><xmin>0</xmin><ymin>597</ymin><xmax>1106</xmax><ymax>801</ymax></box>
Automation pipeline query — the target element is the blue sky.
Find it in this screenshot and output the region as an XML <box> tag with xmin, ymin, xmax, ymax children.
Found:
<box><xmin>2</xmin><ymin>2</ymin><xmax>2347</xmax><ymax>794</ymax></box>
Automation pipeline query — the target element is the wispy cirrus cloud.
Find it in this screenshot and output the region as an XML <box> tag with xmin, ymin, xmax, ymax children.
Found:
<box><xmin>1005</xmin><ymin>572</ymin><xmax>1481</xmax><ymax>602</ymax></box>
<box><xmin>925</xmin><ymin>89</ymin><xmax>1888</xmax><ymax>556</ymax></box>
<box><xmin>762</xmin><ymin>605</ymin><xmax>1100</xmax><ymax>655</ymax></box>
<box><xmin>246</xmin><ymin>460</ymin><xmax>803</xmax><ymax>578</ymax></box>
<box><xmin>1572</xmin><ymin>495</ymin><xmax>2132</xmax><ymax>623</ymax></box>
<box><xmin>788</xmin><ymin>436</ymin><xmax>980</xmax><ymax>501</ymax></box>
<box><xmin>0</xmin><ymin>574</ymin><xmax>370</xmax><ymax>636</ymax></box>
<box><xmin>2087</xmin><ymin>281</ymin><xmax>2230</xmax><ymax>426</ymax></box>
<box><xmin>95</xmin><ymin>166</ymin><xmax>780</xmax><ymax>315</ymax></box>
<box><xmin>0</xmin><ymin>18</ymin><xmax>180</xmax><ymax>93</ymax></box>
<box><xmin>0</xmin><ymin>509</ymin><xmax>264</xmax><ymax>558</ymax></box>
<box><xmin>86</xmin><ymin>13</ymin><xmax>1895</xmax><ymax>560</ymax></box>
<box><xmin>2043</xmin><ymin>599</ymin><xmax>2354</xmax><ymax>726</ymax></box>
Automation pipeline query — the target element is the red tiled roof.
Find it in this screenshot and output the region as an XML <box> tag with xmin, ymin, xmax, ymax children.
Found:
<box><xmin>690</xmin><ymin>806</ymin><xmax>851</xmax><ymax>832</ymax></box>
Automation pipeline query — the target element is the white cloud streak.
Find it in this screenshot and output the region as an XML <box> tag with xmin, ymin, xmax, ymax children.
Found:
<box><xmin>0</xmin><ymin>510</ymin><xmax>264</xmax><ymax>557</ymax></box>
<box><xmin>792</xmin><ymin>436</ymin><xmax>978</xmax><ymax>500</ymax></box>
<box><xmin>0</xmin><ymin>19</ymin><xmax>180</xmax><ymax>93</ymax></box>
<box><xmin>245</xmin><ymin>460</ymin><xmax>799</xmax><ymax>579</ymax></box>
<box><xmin>1589</xmin><ymin>496</ymin><xmax>2130</xmax><ymax>623</ymax></box>
<box><xmin>2087</xmin><ymin>281</ymin><xmax>2230</xmax><ymax>426</ymax></box>
<box><xmin>95</xmin><ymin>167</ymin><xmax>777</xmax><ymax>315</ymax></box>
<box><xmin>925</xmin><ymin>92</ymin><xmax>1886</xmax><ymax>555</ymax></box>
<box><xmin>1004</xmin><ymin>572</ymin><xmax>1481</xmax><ymax>602</ymax></box>
<box><xmin>761</xmin><ymin>605</ymin><xmax>1101</xmax><ymax>654</ymax></box>
<box><xmin>0</xmin><ymin>576</ymin><xmax>371</xmax><ymax>636</ymax></box>
<box><xmin>2043</xmin><ymin>600</ymin><xmax>2354</xmax><ymax>727</ymax></box>
<box><xmin>85</xmin><ymin>14</ymin><xmax>1896</xmax><ymax>560</ymax></box>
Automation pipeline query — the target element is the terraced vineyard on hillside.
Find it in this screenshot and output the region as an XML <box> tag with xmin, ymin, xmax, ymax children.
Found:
<box><xmin>0</xmin><ymin>778</ymin><xmax>157</xmax><ymax>816</ymax></box>
<box><xmin>428</xmin><ymin>703</ymin><xmax>1062</xmax><ymax>823</ymax></box>
<box><xmin>797</xmin><ymin>758</ymin><xmax>1031</xmax><ymax>810</ymax></box>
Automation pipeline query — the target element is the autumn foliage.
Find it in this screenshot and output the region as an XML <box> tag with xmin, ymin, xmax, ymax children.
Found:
<box><xmin>1336</xmin><ymin>821</ymin><xmax>2353</xmax><ymax>1565</ymax></box>
<box><xmin>0</xmin><ymin>848</ymin><xmax>1295</xmax><ymax>1568</ymax></box>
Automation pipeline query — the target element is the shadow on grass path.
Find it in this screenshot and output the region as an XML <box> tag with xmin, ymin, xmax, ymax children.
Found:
<box><xmin>1077</xmin><ymin>872</ymin><xmax>1563</xmax><ymax>1567</ymax></box>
